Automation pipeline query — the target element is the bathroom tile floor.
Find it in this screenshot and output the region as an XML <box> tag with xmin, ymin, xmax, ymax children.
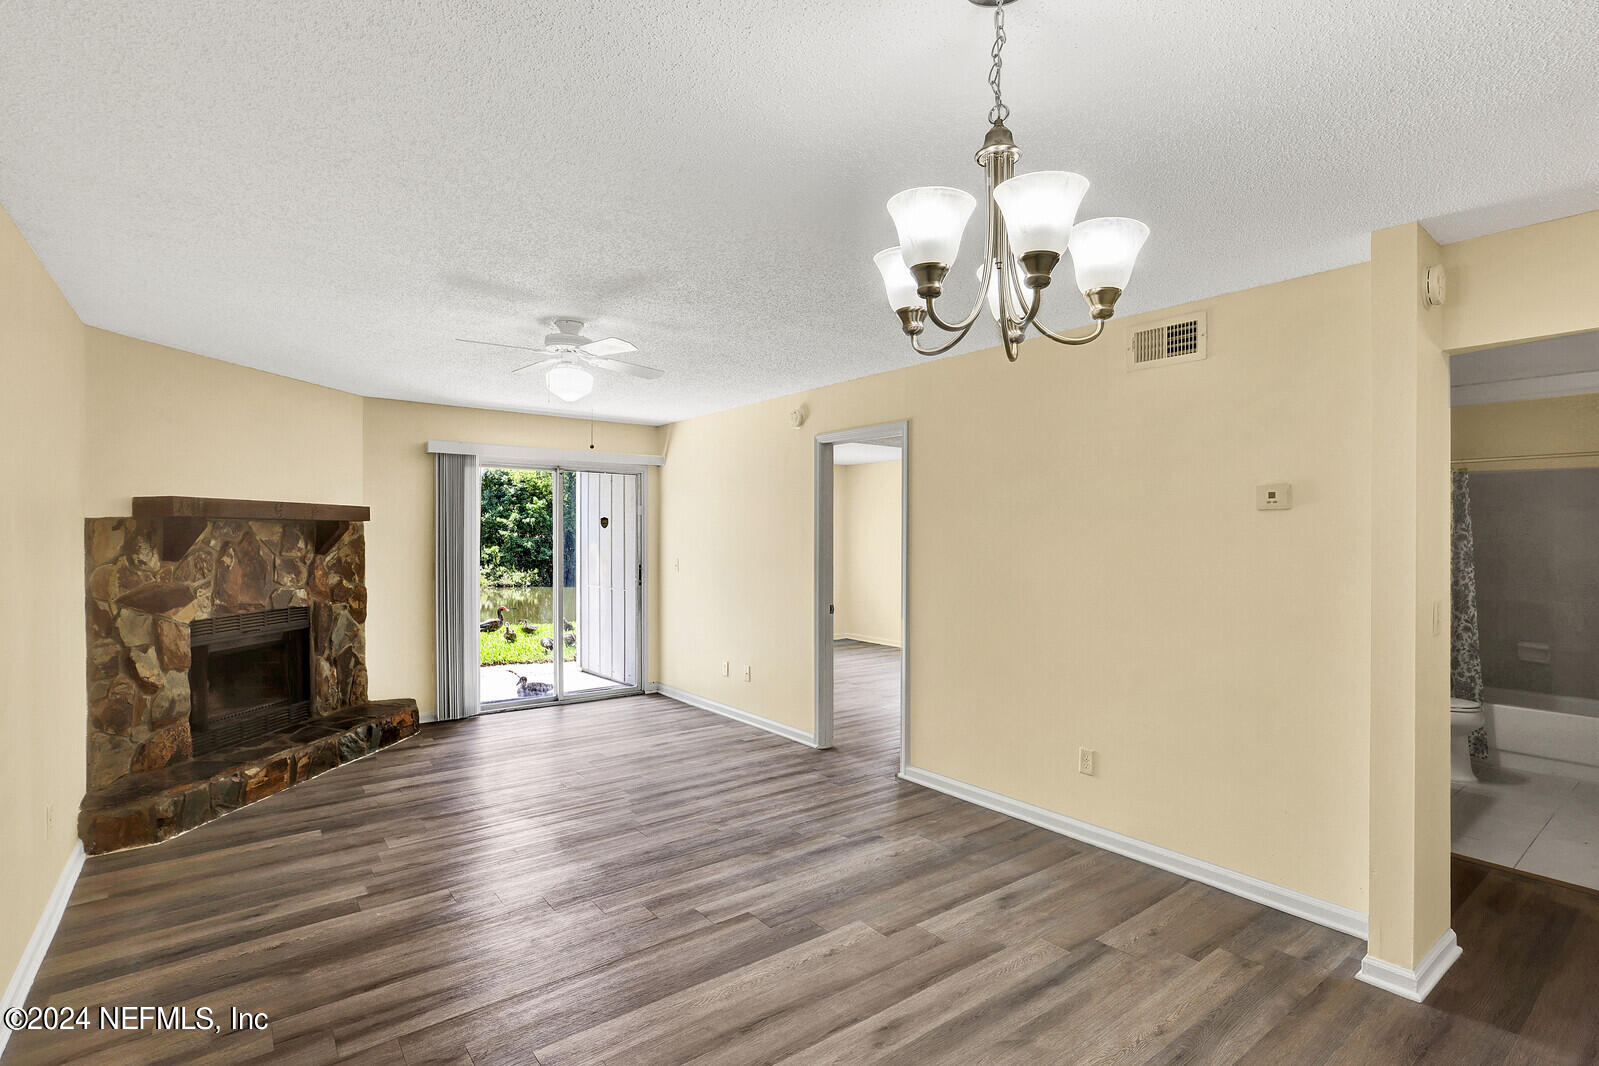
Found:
<box><xmin>1452</xmin><ymin>766</ymin><xmax>1599</xmax><ymax>891</ymax></box>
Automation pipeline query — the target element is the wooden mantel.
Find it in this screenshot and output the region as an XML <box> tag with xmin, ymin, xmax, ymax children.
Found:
<box><xmin>131</xmin><ymin>497</ymin><xmax>369</xmax><ymax>559</ymax></box>
<box><xmin>132</xmin><ymin>496</ymin><xmax>370</xmax><ymax>522</ymax></box>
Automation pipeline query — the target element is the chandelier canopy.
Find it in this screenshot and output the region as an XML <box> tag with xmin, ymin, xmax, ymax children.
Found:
<box><xmin>873</xmin><ymin>0</ymin><xmax>1149</xmax><ymax>361</ymax></box>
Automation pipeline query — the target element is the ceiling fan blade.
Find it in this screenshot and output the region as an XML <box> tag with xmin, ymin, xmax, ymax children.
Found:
<box><xmin>511</xmin><ymin>357</ymin><xmax>562</xmax><ymax>374</ymax></box>
<box><xmin>583</xmin><ymin>354</ymin><xmax>664</xmax><ymax>379</ymax></box>
<box><xmin>457</xmin><ymin>337</ymin><xmax>545</xmax><ymax>352</ymax></box>
<box><xmin>578</xmin><ymin>337</ymin><xmax>639</xmax><ymax>358</ymax></box>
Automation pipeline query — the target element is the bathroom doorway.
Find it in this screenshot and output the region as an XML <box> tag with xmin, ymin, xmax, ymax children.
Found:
<box><xmin>1448</xmin><ymin>329</ymin><xmax>1599</xmax><ymax>891</ymax></box>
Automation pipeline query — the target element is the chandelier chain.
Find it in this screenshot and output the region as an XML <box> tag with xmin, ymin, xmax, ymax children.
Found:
<box><xmin>988</xmin><ymin>0</ymin><xmax>1009</xmax><ymax>125</ymax></box>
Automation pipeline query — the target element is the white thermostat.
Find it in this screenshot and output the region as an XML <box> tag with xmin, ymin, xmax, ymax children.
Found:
<box><xmin>1257</xmin><ymin>483</ymin><xmax>1292</xmax><ymax>510</ymax></box>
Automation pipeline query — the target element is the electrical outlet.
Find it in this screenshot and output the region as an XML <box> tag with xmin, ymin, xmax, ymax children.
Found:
<box><xmin>674</xmin><ymin>557</ymin><xmax>680</xmax><ymax>572</ymax></box>
<box><xmin>1078</xmin><ymin>748</ymin><xmax>1096</xmax><ymax>776</ymax></box>
<box><xmin>744</xmin><ymin>665</ymin><xmax>752</xmax><ymax>682</ymax></box>
<box><xmin>721</xmin><ymin>661</ymin><xmax>730</xmax><ymax>677</ymax></box>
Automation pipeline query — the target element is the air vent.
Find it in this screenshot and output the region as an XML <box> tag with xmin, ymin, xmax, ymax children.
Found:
<box><xmin>1127</xmin><ymin>311</ymin><xmax>1207</xmax><ymax>371</ymax></box>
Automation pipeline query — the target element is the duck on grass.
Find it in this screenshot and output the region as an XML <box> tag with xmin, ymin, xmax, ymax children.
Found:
<box><xmin>480</xmin><ymin>620</ymin><xmax>577</xmax><ymax>667</ymax></box>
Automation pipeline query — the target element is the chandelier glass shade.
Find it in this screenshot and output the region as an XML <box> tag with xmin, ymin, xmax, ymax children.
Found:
<box><xmin>874</xmin><ymin>0</ymin><xmax>1150</xmax><ymax>361</ymax></box>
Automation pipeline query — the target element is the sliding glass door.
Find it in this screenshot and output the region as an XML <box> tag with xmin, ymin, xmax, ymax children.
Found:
<box><xmin>478</xmin><ymin>465</ymin><xmax>641</xmax><ymax>710</ymax></box>
<box><xmin>561</xmin><ymin>471</ymin><xmax>640</xmax><ymax>696</ymax></box>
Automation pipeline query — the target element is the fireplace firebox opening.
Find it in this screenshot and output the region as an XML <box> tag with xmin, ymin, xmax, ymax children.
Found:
<box><xmin>189</xmin><ymin>607</ymin><xmax>312</xmax><ymax>755</ymax></box>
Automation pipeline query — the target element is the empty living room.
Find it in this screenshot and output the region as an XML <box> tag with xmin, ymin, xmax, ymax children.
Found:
<box><xmin>4</xmin><ymin>2</ymin><xmax>1599</xmax><ymax>1062</ymax></box>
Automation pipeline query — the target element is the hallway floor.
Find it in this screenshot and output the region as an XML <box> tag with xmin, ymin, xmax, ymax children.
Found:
<box><xmin>1453</xmin><ymin>766</ymin><xmax>1599</xmax><ymax>892</ymax></box>
<box><xmin>831</xmin><ymin>638</ymin><xmax>900</xmax><ymax>762</ymax></box>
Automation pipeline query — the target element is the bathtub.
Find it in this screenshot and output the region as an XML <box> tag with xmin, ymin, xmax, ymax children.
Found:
<box><xmin>1481</xmin><ymin>687</ymin><xmax>1599</xmax><ymax>783</ymax></box>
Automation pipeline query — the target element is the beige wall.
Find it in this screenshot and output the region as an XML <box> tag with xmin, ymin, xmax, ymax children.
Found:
<box><xmin>661</xmin><ymin>265</ymin><xmax>1376</xmax><ymax>912</ymax></box>
<box><xmin>1442</xmin><ymin>210</ymin><xmax>1599</xmax><ymax>354</ymax></box>
<box><xmin>0</xmin><ymin>209</ymin><xmax>87</xmax><ymax>987</ymax></box>
<box><xmin>832</xmin><ymin>460</ymin><xmax>902</xmax><ymax>647</ymax></box>
<box><xmin>1452</xmin><ymin>393</ymin><xmax>1599</xmax><ymax>470</ymax></box>
<box><xmin>360</xmin><ymin>399</ymin><xmax>665</xmax><ymax>719</ymax></box>
<box><xmin>82</xmin><ymin>329</ymin><xmax>366</xmax><ymax>517</ymax></box>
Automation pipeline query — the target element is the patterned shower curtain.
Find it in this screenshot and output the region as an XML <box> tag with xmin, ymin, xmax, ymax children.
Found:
<box><xmin>1451</xmin><ymin>470</ymin><xmax>1487</xmax><ymax>760</ymax></box>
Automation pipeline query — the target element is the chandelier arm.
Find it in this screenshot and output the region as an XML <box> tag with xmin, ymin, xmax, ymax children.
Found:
<box><xmin>1013</xmin><ymin>283</ymin><xmax>1044</xmax><ymax>332</ymax></box>
<box><xmin>923</xmin><ymin>286</ymin><xmax>990</xmax><ymax>333</ymax></box>
<box><xmin>923</xmin><ymin>177</ymin><xmax>1001</xmax><ymax>334</ymax></box>
<box><xmin>910</xmin><ymin>314</ymin><xmax>982</xmax><ymax>356</ymax></box>
<box><xmin>1032</xmin><ymin>316</ymin><xmax>1108</xmax><ymax>346</ymax></box>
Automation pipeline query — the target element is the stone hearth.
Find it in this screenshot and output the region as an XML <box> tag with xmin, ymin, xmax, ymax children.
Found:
<box><xmin>78</xmin><ymin>699</ymin><xmax>418</xmax><ymax>854</ymax></box>
<box><xmin>80</xmin><ymin>497</ymin><xmax>414</xmax><ymax>854</ymax></box>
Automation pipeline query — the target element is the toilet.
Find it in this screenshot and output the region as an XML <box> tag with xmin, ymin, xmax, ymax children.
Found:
<box><xmin>1450</xmin><ymin>697</ymin><xmax>1485</xmax><ymax>784</ymax></box>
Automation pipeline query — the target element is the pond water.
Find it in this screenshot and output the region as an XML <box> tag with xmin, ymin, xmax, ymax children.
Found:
<box><xmin>480</xmin><ymin>586</ymin><xmax>578</xmax><ymax>626</ymax></box>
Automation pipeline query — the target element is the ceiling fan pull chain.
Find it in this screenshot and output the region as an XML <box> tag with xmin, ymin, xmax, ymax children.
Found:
<box><xmin>988</xmin><ymin>0</ymin><xmax>1009</xmax><ymax>125</ymax></box>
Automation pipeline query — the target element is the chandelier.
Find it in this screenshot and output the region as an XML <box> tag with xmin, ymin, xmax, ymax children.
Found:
<box><xmin>873</xmin><ymin>0</ymin><xmax>1149</xmax><ymax>361</ymax></box>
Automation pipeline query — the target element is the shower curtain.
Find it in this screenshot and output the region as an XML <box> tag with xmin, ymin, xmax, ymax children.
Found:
<box><xmin>1451</xmin><ymin>470</ymin><xmax>1487</xmax><ymax>760</ymax></box>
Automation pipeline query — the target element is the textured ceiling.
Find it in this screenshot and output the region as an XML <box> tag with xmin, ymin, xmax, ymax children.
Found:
<box><xmin>1</xmin><ymin>1</ymin><xmax>1596</xmax><ymax>425</ymax></box>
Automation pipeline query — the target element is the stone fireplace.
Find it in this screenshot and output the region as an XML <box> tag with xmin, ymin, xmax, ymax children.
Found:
<box><xmin>79</xmin><ymin>497</ymin><xmax>417</xmax><ymax>853</ymax></box>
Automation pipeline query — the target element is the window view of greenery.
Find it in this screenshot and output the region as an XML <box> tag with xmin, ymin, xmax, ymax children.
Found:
<box><xmin>479</xmin><ymin>468</ymin><xmax>577</xmax><ymax>668</ymax></box>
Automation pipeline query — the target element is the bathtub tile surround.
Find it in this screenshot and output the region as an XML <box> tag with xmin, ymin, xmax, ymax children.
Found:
<box><xmin>1452</xmin><ymin>770</ymin><xmax>1599</xmax><ymax>891</ymax></box>
<box><xmin>1468</xmin><ymin>468</ymin><xmax>1599</xmax><ymax>699</ymax></box>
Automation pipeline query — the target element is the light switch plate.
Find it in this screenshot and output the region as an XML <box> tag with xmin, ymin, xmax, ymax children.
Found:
<box><xmin>1257</xmin><ymin>483</ymin><xmax>1292</xmax><ymax>510</ymax></box>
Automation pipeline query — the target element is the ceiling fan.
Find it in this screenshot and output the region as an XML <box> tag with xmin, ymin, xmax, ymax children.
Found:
<box><xmin>458</xmin><ymin>317</ymin><xmax>663</xmax><ymax>401</ymax></box>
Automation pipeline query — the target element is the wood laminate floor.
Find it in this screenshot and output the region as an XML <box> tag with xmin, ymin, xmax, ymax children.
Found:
<box><xmin>9</xmin><ymin>641</ymin><xmax>1599</xmax><ymax>1063</ymax></box>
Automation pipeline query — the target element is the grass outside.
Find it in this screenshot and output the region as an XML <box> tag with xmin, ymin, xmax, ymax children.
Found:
<box><xmin>480</xmin><ymin>623</ymin><xmax>577</xmax><ymax>666</ymax></box>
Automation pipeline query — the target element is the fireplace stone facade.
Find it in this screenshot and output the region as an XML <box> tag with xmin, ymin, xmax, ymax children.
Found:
<box><xmin>74</xmin><ymin>500</ymin><xmax>420</xmax><ymax>855</ymax></box>
<box><xmin>84</xmin><ymin>516</ymin><xmax>369</xmax><ymax>790</ymax></box>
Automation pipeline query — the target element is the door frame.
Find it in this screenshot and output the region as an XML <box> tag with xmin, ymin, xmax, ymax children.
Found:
<box><xmin>814</xmin><ymin>420</ymin><xmax>909</xmax><ymax>772</ymax></box>
<box><xmin>474</xmin><ymin>459</ymin><xmax>650</xmax><ymax>713</ymax></box>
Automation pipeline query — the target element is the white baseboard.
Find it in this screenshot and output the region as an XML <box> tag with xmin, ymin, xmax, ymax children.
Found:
<box><xmin>655</xmin><ymin>684</ymin><xmax>818</xmax><ymax>747</ymax></box>
<box><xmin>898</xmin><ymin>765</ymin><xmax>1369</xmax><ymax>940</ymax></box>
<box><xmin>1357</xmin><ymin>929</ymin><xmax>1462</xmax><ymax>1002</ymax></box>
<box><xmin>834</xmin><ymin>633</ymin><xmax>903</xmax><ymax>649</ymax></box>
<box><xmin>419</xmin><ymin>710</ymin><xmax>438</xmax><ymax>724</ymax></box>
<box><xmin>644</xmin><ymin>682</ymin><xmax>660</xmax><ymax>694</ymax></box>
<box><xmin>2</xmin><ymin>842</ymin><xmax>85</xmax><ymax>1057</ymax></box>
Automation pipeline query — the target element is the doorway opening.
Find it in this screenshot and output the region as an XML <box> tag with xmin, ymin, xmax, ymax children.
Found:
<box><xmin>1448</xmin><ymin>329</ymin><xmax>1599</xmax><ymax>892</ymax></box>
<box><xmin>814</xmin><ymin>422</ymin><xmax>907</xmax><ymax>771</ymax></box>
<box><xmin>478</xmin><ymin>465</ymin><xmax>643</xmax><ymax>711</ymax></box>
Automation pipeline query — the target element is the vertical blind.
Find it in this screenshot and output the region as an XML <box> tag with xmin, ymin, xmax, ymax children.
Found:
<box><xmin>434</xmin><ymin>452</ymin><xmax>481</xmax><ymax>721</ymax></box>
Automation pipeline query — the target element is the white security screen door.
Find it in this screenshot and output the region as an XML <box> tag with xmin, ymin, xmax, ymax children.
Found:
<box><xmin>575</xmin><ymin>471</ymin><xmax>639</xmax><ymax>687</ymax></box>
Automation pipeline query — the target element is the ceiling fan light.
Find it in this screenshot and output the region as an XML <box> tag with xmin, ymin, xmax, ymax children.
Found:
<box><xmin>874</xmin><ymin>248</ymin><xmax>922</xmax><ymax>311</ymax></box>
<box><xmin>887</xmin><ymin>187</ymin><xmax>977</xmax><ymax>270</ymax></box>
<box><xmin>546</xmin><ymin>363</ymin><xmax>594</xmax><ymax>402</ymax></box>
<box><xmin>993</xmin><ymin>171</ymin><xmax>1090</xmax><ymax>257</ymax></box>
<box><xmin>1068</xmin><ymin>217</ymin><xmax>1150</xmax><ymax>293</ymax></box>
